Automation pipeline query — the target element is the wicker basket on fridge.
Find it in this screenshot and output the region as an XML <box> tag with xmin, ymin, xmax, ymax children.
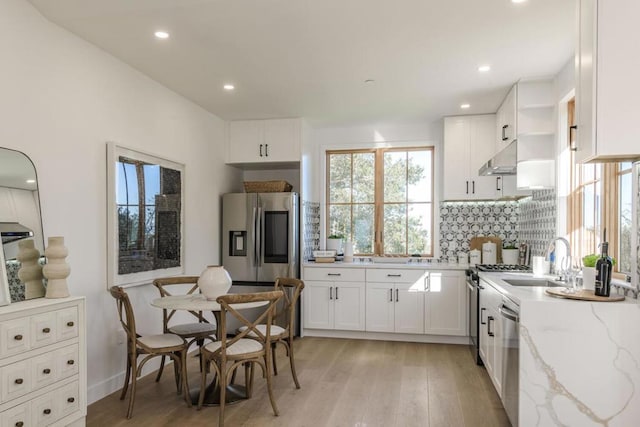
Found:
<box><xmin>243</xmin><ymin>180</ymin><xmax>293</xmax><ymax>193</ymax></box>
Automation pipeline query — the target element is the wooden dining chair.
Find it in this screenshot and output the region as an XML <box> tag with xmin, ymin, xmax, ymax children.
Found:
<box><xmin>153</xmin><ymin>276</ymin><xmax>217</xmax><ymax>381</ymax></box>
<box><xmin>109</xmin><ymin>286</ymin><xmax>191</xmax><ymax>419</ymax></box>
<box><xmin>238</xmin><ymin>277</ymin><xmax>305</xmax><ymax>388</ymax></box>
<box><xmin>197</xmin><ymin>290</ymin><xmax>284</xmax><ymax>427</ymax></box>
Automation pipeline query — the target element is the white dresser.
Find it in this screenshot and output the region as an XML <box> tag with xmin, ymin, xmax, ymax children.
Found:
<box><xmin>0</xmin><ymin>297</ymin><xmax>86</xmax><ymax>427</ymax></box>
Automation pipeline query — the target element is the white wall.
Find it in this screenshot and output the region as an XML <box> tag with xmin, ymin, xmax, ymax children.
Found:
<box><xmin>0</xmin><ymin>0</ymin><xmax>242</xmax><ymax>403</ymax></box>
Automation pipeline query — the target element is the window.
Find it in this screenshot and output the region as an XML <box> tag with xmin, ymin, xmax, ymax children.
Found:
<box><xmin>566</xmin><ymin>99</ymin><xmax>632</xmax><ymax>275</ymax></box>
<box><xmin>326</xmin><ymin>147</ymin><xmax>434</xmax><ymax>256</ymax></box>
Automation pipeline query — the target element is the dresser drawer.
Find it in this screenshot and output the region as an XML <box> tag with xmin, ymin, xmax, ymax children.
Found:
<box><xmin>1</xmin><ymin>360</ymin><xmax>31</xmax><ymax>402</ymax></box>
<box><xmin>304</xmin><ymin>267</ymin><xmax>365</xmax><ymax>282</ymax></box>
<box><xmin>57</xmin><ymin>344</ymin><xmax>79</xmax><ymax>380</ymax></box>
<box><xmin>58</xmin><ymin>381</ymin><xmax>80</xmax><ymax>419</ymax></box>
<box><xmin>31</xmin><ymin>352</ymin><xmax>57</xmax><ymax>390</ymax></box>
<box><xmin>366</xmin><ymin>268</ymin><xmax>428</xmax><ymax>284</ymax></box>
<box><xmin>30</xmin><ymin>392</ymin><xmax>56</xmax><ymax>426</ymax></box>
<box><xmin>57</xmin><ymin>308</ymin><xmax>78</xmax><ymax>342</ymax></box>
<box><xmin>30</xmin><ymin>313</ymin><xmax>57</xmax><ymax>349</ymax></box>
<box><xmin>0</xmin><ymin>402</ymin><xmax>29</xmax><ymax>427</ymax></box>
<box><xmin>0</xmin><ymin>320</ymin><xmax>29</xmax><ymax>358</ymax></box>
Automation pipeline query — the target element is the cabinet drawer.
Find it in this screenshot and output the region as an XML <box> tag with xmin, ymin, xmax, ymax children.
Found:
<box><xmin>304</xmin><ymin>268</ymin><xmax>365</xmax><ymax>282</ymax></box>
<box><xmin>1</xmin><ymin>402</ymin><xmax>30</xmax><ymax>427</ymax></box>
<box><xmin>30</xmin><ymin>392</ymin><xmax>56</xmax><ymax>426</ymax></box>
<box><xmin>0</xmin><ymin>319</ymin><xmax>29</xmax><ymax>358</ymax></box>
<box><xmin>366</xmin><ymin>269</ymin><xmax>428</xmax><ymax>284</ymax></box>
<box><xmin>30</xmin><ymin>313</ymin><xmax>56</xmax><ymax>349</ymax></box>
<box><xmin>58</xmin><ymin>381</ymin><xmax>80</xmax><ymax>419</ymax></box>
<box><xmin>1</xmin><ymin>360</ymin><xmax>31</xmax><ymax>402</ymax></box>
<box><xmin>57</xmin><ymin>308</ymin><xmax>78</xmax><ymax>341</ymax></box>
<box><xmin>57</xmin><ymin>344</ymin><xmax>79</xmax><ymax>380</ymax></box>
<box><xmin>31</xmin><ymin>352</ymin><xmax>57</xmax><ymax>389</ymax></box>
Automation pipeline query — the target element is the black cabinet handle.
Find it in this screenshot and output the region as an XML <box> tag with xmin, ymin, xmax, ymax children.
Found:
<box><xmin>265</xmin><ymin>144</ymin><xmax>269</xmax><ymax>156</ymax></box>
<box><xmin>569</xmin><ymin>125</ymin><xmax>578</xmax><ymax>151</ymax></box>
<box><xmin>67</xmin><ymin>397</ymin><xmax>75</xmax><ymax>403</ymax></box>
<box><xmin>43</xmin><ymin>368</ymin><xmax>51</xmax><ymax>374</ymax></box>
<box><xmin>67</xmin><ymin>359</ymin><xmax>75</xmax><ymax>365</ymax></box>
<box><xmin>259</xmin><ymin>144</ymin><xmax>263</xmax><ymax>157</ymax></box>
<box><xmin>496</xmin><ymin>176</ymin><xmax>501</xmax><ymax>191</ymax></box>
<box><xmin>67</xmin><ymin>321</ymin><xmax>75</xmax><ymax>327</ymax></box>
<box><xmin>14</xmin><ymin>334</ymin><xmax>22</xmax><ymax>341</ymax></box>
<box><xmin>14</xmin><ymin>378</ymin><xmax>23</xmax><ymax>384</ymax></box>
<box><xmin>472</xmin><ymin>181</ymin><xmax>475</xmax><ymax>194</ymax></box>
<box><xmin>466</xmin><ymin>181</ymin><xmax>469</xmax><ymax>194</ymax></box>
<box><xmin>387</xmin><ymin>274</ymin><xmax>401</xmax><ymax>277</ymax></box>
<box><xmin>43</xmin><ymin>409</ymin><xmax>51</xmax><ymax>415</ymax></box>
<box><xmin>42</xmin><ymin>327</ymin><xmax>51</xmax><ymax>334</ymax></box>
<box><xmin>480</xmin><ymin>307</ymin><xmax>487</xmax><ymax>325</ymax></box>
<box><xmin>488</xmin><ymin>316</ymin><xmax>495</xmax><ymax>337</ymax></box>
<box><xmin>335</xmin><ymin>287</ymin><xmax>339</xmax><ymax>300</ymax></box>
<box><xmin>329</xmin><ymin>287</ymin><xmax>333</xmax><ymax>300</ymax></box>
<box><xmin>327</xmin><ymin>273</ymin><xmax>341</xmax><ymax>276</ymax></box>
<box><xmin>395</xmin><ymin>288</ymin><xmax>399</xmax><ymax>302</ymax></box>
<box><xmin>389</xmin><ymin>288</ymin><xmax>393</xmax><ymax>302</ymax></box>
<box><xmin>15</xmin><ymin>422</ymin><xmax>24</xmax><ymax>427</ymax></box>
<box><xmin>502</xmin><ymin>125</ymin><xmax>509</xmax><ymax>141</ymax></box>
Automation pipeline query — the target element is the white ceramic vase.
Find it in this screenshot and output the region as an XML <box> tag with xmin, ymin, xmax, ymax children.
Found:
<box><xmin>197</xmin><ymin>265</ymin><xmax>232</xmax><ymax>300</ymax></box>
<box><xmin>17</xmin><ymin>239</ymin><xmax>45</xmax><ymax>299</ymax></box>
<box><xmin>582</xmin><ymin>267</ymin><xmax>596</xmax><ymax>291</ymax></box>
<box><xmin>502</xmin><ymin>249</ymin><xmax>519</xmax><ymax>265</ymax></box>
<box><xmin>326</xmin><ymin>238</ymin><xmax>343</xmax><ymax>255</ymax></box>
<box><xmin>42</xmin><ymin>236</ymin><xmax>71</xmax><ymax>298</ymax></box>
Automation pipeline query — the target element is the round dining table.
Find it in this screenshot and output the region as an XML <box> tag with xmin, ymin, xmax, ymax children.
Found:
<box><xmin>151</xmin><ymin>294</ymin><xmax>268</xmax><ymax>406</ymax></box>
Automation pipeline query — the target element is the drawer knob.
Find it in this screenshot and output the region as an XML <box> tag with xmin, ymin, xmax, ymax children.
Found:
<box><xmin>43</xmin><ymin>368</ymin><xmax>51</xmax><ymax>374</ymax></box>
<box><xmin>14</xmin><ymin>334</ymin><xmax>23</xmax><ymax>341</ymax></box>
<box><xmin>15</xmin><ymin>422</ymin><xmax>24</xmax><ymax>427</ymax></box>
<box><xmin>67</xmin><ymin>359</ymin><xmax>75</xmax><ymax>365</ymax></box>
<box><xmin>43</xmin><ymin>409</ymin><xmax>51</xmax><ymax>415</ymax></box>
<box><xmin>42</xmin><ymin>327</ymin><xmax>51</xmax><ymax>333</ymax></box>
<box><xmin>14</xmin><ymin>378</ymin><xmax>23</xmax><ymax>385</ymax></box>
<box><xmin>67</xmin><ymin>321</ymin><xmax>75</xmax><ymax>327</ymax></box>
<box><xmin>67</xmin><ymin>397</ymin><xmax>75</xmax><ymax>403</ymax></box>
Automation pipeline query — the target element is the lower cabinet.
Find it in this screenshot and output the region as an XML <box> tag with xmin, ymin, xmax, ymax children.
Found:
<box><xmin>425</xmin><ymin>271</ymin><xmax>467</xmax><ymax>336</ymax></box>
<box><xmin>303</xmin><ymin>267</ymin><xmax>365</xmax><ymax>331</ymax></box>
<box><xmin>479</xmin><ymin>279</ymin><xmax>503</xmax><ymax>397</ymax></box>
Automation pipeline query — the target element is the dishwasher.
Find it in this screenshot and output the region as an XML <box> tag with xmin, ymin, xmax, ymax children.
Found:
<box><xmin>499</xmin><ymin>296</ymin><xmax>519</xmax><ymax>427</ymax></box>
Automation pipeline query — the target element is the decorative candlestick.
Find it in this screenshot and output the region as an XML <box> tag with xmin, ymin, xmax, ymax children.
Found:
<box><xmin>42</xmin><ymin>236</ymin><xmax>71</xmax><ymax>298</ymax></box>
<box><xmin>17</xmin><ymin>239</ymin><xmax>45</xmax><ymax>299</ymax></box>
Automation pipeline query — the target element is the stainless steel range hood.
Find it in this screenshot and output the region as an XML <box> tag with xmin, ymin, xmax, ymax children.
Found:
<box><xmin>0</xmin><ymin>222</ymin><xmax>34</xmax><ymax>244</ymax></box>
<box><xmin>479</xmin><ymin>141</ymin><xmax>517</xmax><ymax>176</ymax></box>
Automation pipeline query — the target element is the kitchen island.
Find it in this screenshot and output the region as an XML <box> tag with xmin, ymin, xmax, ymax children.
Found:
<box><xmin>480</xmin><ymin>272</ymin><xmax>640</xmax><ymax>426</ymax></box>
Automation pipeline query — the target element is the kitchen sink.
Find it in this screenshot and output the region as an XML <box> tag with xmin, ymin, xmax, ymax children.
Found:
<box><xmin>503</xmin><ymin>279</ymin><xmax>565</xmax><ymax>288</ymax></box>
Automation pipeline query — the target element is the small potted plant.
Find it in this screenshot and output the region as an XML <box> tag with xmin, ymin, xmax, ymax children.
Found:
<box><xmin>582</xmin><ymin>254</ymin><xmax>616</xmax><ymax>290</ymax></box>
<box><xmin>326</xmin><ymin>233</ymin><xmax>345</xmax><ymax>254</ymax></box>
<box><xmin>502</xmin><ymin>243</ymin><xmax>519</xmax><ymax>265</ymax></box>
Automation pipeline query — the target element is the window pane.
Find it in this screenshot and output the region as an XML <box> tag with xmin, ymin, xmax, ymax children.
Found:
<box><xmin>620</xmin><ymin>162</ymin><xmax>633</xmax><ymax>172</ymax></box>
<box><xmin>408</xmin><ymin>150</ymin><xmax>432</xmax><ymax>202</ymax></box>
<box><xmin>143</xmin><ymin>164</ymin><xmax>160</xmax><ymax>204</ymax></box>
<box><xmin>383</xmin><ymin>204</ymin><xmax>406</xmax><ymax>254</ymax></box>
<box><xmin>329</xmin><ymin>154</ymin><xmax>351</xmax><ymax>203</ymax></box>
<box><xmin>328</xmin><ymin>204</ymin><xmax>350</xmax><ymax>240</ymax></box>
<box><xmin>407</xmin><ymin>203</ymin><xmax>431</xmax><ymax>255</ymax></box>
<box><xmin>116</xmin><ymin>161</ymin><xmax>138</xmax><ymax>204</ymax></box>
<box><xmin>619</xmin><ymin>171</ymin><xmax>632</xmax><ymax>273</ymax></box>
<box><xmin>582</xmin><ymin>164</ymin><xmax>595</xmax><ymax>182</ymax></box>
<box><xmin>353</xmin><ymin>153</ymin><xmax>375</xmax><ymax>203</ymax></box>
<box><xmin>384</xmin><ymin>152</ymin><xmax>407</xmax><ymax>203</ymax></box>
<box><xmin>353</xmin><ymin>204</ymin><xmax>374</xmax><ymax>254</ymax></box>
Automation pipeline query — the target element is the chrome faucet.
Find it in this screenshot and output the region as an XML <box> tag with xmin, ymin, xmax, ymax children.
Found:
<box><xmin>545</xmin><ymin>237</ymin><xmax>571</xmax><ymax>280</ymax></box>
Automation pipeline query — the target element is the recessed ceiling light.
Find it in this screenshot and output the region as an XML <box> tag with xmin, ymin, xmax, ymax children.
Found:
<box><xmin>154</xmin><ymin>31</ymin><xmax>170</xmax><ymax>39</ymax></box>
<box><xmin>26</xmin><ymin>179</ymin><xmax>35</xmax><ymax>184</ymax></box>
<box><xmin>223</xmin><ymin>84</ymin><xmax>235</xmax><ymax>90</ymax></box>
<box><xmin>460</xmin><ymin>104</ymin><xmax>471</xmax><ymax>109</ymax></box>
<box><xmin>512</xmin><ymin>0</ymin><xmax>527</xmax><ymax>3</ymax></box>
<box><xmin>478</xmin><ymin>65</ymin><xmax>491</xmax><ymax>72</ymax></box>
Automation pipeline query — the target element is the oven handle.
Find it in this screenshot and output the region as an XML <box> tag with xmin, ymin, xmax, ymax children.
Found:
<box><xmin>466</xmin><ymin>281</ymin><xmax>474</xmax><ymax>292</ymax></box>
<box><xmin>499</xmin><ymin>305</ymin><xmax>519</xmax><ymax>323</ymax></box>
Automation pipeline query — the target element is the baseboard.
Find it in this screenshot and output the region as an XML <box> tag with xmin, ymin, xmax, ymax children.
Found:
<box><xmin>301</xmin><ymin>329</ymin><xmax>470</xmax><ymax>345</ymax></box>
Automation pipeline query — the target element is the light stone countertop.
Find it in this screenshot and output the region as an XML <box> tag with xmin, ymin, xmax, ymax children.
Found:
<box><xmin>302</xmin><ymin>261</ymin><xmax>469</xmax><ymax>271</ymax></box>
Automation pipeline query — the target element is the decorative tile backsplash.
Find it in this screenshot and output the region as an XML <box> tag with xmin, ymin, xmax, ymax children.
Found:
<box><xmin>302</xmin><ymin>200</ymin><xmax>320</xmax><ymax>261</ymax></box>
<box><xmin>439</xmin><ymin>201</ymin><xmax>520</xmax><ymax>259</ymax></box>
<box><xmin>518</xmin><ymin>189</ymin><xmax>557</xmax><ymax>257</ymax></box>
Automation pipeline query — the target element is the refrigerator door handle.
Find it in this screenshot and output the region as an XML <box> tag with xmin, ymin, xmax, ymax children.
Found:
<box><xmin>256</xmin><ymin>206</ymin><xmax>263</xmax><ymax>266</ymax></box>
<box><xmin>251</xmin><ymin>207</ymin><xmax>259</xmax><ymax>266</ymax></box>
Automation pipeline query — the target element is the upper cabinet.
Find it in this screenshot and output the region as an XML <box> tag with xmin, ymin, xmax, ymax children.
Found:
<box><xmin>444</xmin><ymin>115</ymin><xmax>501</xmax><ymax>200</ymax></box>
<box><xmin>226</xmin><ymin>118</ymin><xmax>302</xmax><ymax>165</ymax></box>
<box><xmin>495</xmin><ymin>85</ymin><xmax>517</xmax><ymax>153</ymax></box>
<box><xmin>574</xmin><ymin>0</ymin><xmax>640</xmax><ymax>163</ymax></box>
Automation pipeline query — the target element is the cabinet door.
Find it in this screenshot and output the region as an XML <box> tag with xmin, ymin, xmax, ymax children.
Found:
<box><xmin>262</xmin><ymin>118</ymin><xmax>301</xmax><ymax>163</ymax></box>
<box><xmin>365</xmin><ymin>282</ymin><xmax>395</xmax><ymax>333</ymax></box>
<box><xmin>469</xmin><ymin>115</ymin><xmax>499</xmax><ymax>199</ymax></box>
<box><xmin>303</xmin><ymin>282</ymin><xmax>333</xmax><ymax>330</ymax></box>
<box><xmin>443</xmin><ymin>116</ymin><xmax>471</xmax><ymax>200</ymax></box>
<box><xmin>496</xmin><ymin>85</ymin><xmax>517</xmax><ymax>151</ymax></box>
<box><xmin>575</xmin><ymin>0</ymin><xmax>596</xmax><ymax>163</ymax></box>
<box><xmin>227</xmin><ymin>120</ymin><xmax>262</xmax><ymax>163</ymax></box>
<box><xmin>1</xmin><ymin>402</ymin><xmax>30</xmax><ymax>427</ymax></box>
<box><xmin>425</xmin><ymin>272</ymin><xmax>467</xmax><ymax>336</ymax></box>
<box><xmin>491</xmin><ymin>305</ymin><xmax>504</xmax><ymax>397</ymax></box>
<box><xmin>394</xmin><ymin>283</ymin><xmax>425</xmax><ymax>334</ymax></box>
<box><xmin>478</xmin><ymin>284</ymin><xmax>491</xmax><ymax>372</ymax></box>
<box><xmin>333</xmin><ymin>283</ymin><xmax>365</xmax><ymax>331</ymax></box>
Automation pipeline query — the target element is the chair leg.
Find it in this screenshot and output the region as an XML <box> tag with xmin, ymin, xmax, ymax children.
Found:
<box><xmin>120</xmin><ymin>355</ymin><xmax>131</xmax><ymax>400</ymax></box>
<box><xmin>219</xmin><ymin>363</ymin><xmax>227</xmax><ymax>427</ymax></box>
<box><xmin>155</xmin><ymin>355</ymin><xmax>166</xmax><ymax>382</ymax></box>
<box><xmin>244</xmin><ymin>362</ymin><xmax>252</xmax><ymax>398</ymax></box>
<box><xmin>126</xmin><ymin>357</ymin><xmax>138</xmax><ymax>419</ymax></box>
<box><xmin>265</xmin><ymin>351</ymin><xmax>279</xmax><ymax>417</ymax></box>
<box><xmin>173</xmin><ymin>354</ymin><xmax>181</xmax><ymax>394</ymax></box>
<box><xmin>272</xmin><ymin>342</ymin><xmax>278</xmax><ymax>376</ymax></box>
<box><xmin>197</xmin><ymin>358</ymin><xmax>208</xmax><ymax>410</ymax></box>
<box><xmin>287</xmin><ymin>339</ymin><xmax>301</xmax><ymax>389</ymax></box>
<box><xmin>180</xmin><ymin>350</ymin><xmax>192</xmax><ymax>408</ymax></box>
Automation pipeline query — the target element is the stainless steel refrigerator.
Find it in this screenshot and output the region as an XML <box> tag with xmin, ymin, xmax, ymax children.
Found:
<box><xmin>222</xmin><ymin>192</ymin><xmax>299</xmax><ymax>284</ymax></box>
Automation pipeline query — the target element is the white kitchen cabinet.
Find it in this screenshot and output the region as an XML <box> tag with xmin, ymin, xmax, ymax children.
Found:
<box><xmin>495</xmin><ymin>85</ymin><xmax>517</xmax><ymax>153</ymax></box>
<box><xmin>0</xmin><ymin>188</ymin><xmax>17</xmax><ymax>223</ymax></box>
<box><xmin>303</xmin><ymin>267</ymin><xmax>365</xmax><ymax>331</ymax></box>
<box><xmin>365</xmin><ymin>269</ymin><xmax>427</xmax><ymax>334</ymax></box>
<box><xmin>424</xmin><ymin>271</ymin><xmax>467</xmax><ymax>336</ymax></box>
<box><xmin>226</xmin><ymin>118</ymin><xmax>302</xmax><ymax>164</ymax></box>
<box><xmin>574</xmin><ymin>0</ymin><xmax>640</xmax><ymax>163</ymax></box>
<box><xmin>443</xmin><ymin>115</ymin><xmax>499</xmax><ymax>200</ymax></box>
<box><xmin>0</xmin><ymin>297</ymin><xmax>86</xmax><ymax>427</ymax></box>
<box><xmin>479</xmin><ymin>279</ymin><xmax>503</xmax><ymax>398</ymax></box>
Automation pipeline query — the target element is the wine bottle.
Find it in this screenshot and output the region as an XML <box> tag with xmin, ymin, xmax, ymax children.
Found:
<box><xmin>594</xmin><ymin>236</ymin><xmax>613</xmax><ymax>297</ymax></box>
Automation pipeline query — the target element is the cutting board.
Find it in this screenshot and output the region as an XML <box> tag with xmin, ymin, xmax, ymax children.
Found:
<box><xmin>469</xmin><ymin>236</ymin><xmax>502</xmax><ymax>264</ymax></box>
<box><xmin>545</xmin><ymin>288</ymin><xmax>625</xmax><ymax>302</ymax></box>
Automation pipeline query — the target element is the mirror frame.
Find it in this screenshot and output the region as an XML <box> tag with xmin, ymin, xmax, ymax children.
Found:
<box><xmin>106</xmin><ymin>142</ymin><xmax>185</xmax><ymax>287</ymax></box>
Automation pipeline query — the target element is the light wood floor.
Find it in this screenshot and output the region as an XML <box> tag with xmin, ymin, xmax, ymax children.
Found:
<box><xmin>88</xmin><ymin>337</ymin><xmax>509</xmax><ymax>426</ymax></box>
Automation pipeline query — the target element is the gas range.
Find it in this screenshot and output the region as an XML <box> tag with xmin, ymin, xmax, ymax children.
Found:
<box><xmin>475</xmin><ymin>264</ymin><xmax>532</xmax><ymax>273</ymax></box>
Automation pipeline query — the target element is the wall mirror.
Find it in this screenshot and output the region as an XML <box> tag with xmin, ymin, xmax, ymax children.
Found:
<box><xmin>0</xmin><ymin>147</ymin><xmax>46</xmax><ymax>303</ymax></box>
<box><xmin>107</xmin><ymin>142</ymin><xmax>185</xmax><ymax>287</ymax></box>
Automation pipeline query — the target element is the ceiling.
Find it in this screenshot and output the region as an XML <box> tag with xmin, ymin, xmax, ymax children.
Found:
<box><xmin>27</xmin><ymin>0</ymin><xmax>575</xmax><ymax>127</ymax></box>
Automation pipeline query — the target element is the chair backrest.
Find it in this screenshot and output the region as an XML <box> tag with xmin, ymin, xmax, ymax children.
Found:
<box><xmin>215</xmin><ymin>291</ymin><xmax>284</xmax><ymax>354</ymax></box>
<box><xmin>109</xmin><ymin>286</ymin><xmax>137</xmax><ymax>346</ymax></box>
<box><xmin>153</xmin><ymin>276</ymin><xmax>211</xmax><ymax>331</ymax></box>
<box><xmin>274</xmin><ymin>277</ymin><xmax>304</xmax><ymax>333</ymax></box>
